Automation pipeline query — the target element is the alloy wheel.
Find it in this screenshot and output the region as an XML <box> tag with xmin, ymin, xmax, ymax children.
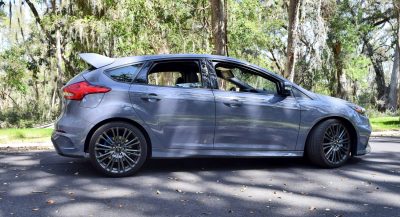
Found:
<box><xmin>322</xmin><ymin>123</ymin><xmax>350</xmax><ymax>164</ymax></box>
<box><xmin>94</xmin><ymin>127</ymin><xmax>141</xmax><ymax>174</ymax></box>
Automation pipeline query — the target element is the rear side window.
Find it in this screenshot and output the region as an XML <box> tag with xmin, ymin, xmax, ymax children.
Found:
<box><xmin>147</xmin><ymin>61</ymin><xmax>203</xmax><ymax>88</ymax></box>
<box><xmin>105</xmin><ymin>64</ymin><xmax>142</xmax><ymax>83</ymax></box>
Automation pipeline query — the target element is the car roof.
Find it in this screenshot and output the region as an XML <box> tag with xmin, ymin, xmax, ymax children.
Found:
<box><xmin>111</xmin><ymin>54</ymin><xmax>282</xmax><ymax>78</ymax></box>
<box><xmin>113</xmin><ymin>54</ymin><xmax>250</xmax><ymax>65</ymax></box>
<box><xmin>82</xmin><ymin>53</ymin><xmax>289</xmax><ymax>83</ymax></box>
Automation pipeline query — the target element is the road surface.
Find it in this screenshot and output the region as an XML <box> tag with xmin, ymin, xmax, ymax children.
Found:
<box><xmin>0</xmin><ymin>137</ymin><xmax>399</xmax><ymax>217</ymax></box>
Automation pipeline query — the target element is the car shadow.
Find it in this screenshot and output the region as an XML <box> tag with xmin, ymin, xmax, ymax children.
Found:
<box><xmin>35</xmin><ymin>152</ymin><xmax>367</xmax><ymax>178</ymax></box>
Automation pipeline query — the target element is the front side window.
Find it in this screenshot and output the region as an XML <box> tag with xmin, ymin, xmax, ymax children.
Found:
<box><xmin>292</xmin><ymin>87</ymin><xmax>311</xmax><ymax>99</ymax></box>
<box><xmin>105</xmin><ymin>64</ymin><xmax>142</xmax><ymax>83</ymax></box>
<box><xmin>147</xmin><ymin>61</ymin><xmax>203</xmax><ymax>88</ymax></box>
<box><xmin>213</xmin><ymin>62</ymin><xmax>278</xmax><ymax>95</ymax></box>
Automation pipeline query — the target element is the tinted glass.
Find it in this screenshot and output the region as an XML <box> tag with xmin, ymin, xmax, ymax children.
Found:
<box><xmin>292</xmin><ymin>88</ymin><xmax>311</xmax><ymax>99</ymax></box>
<box><xmin>106</xmin><ymin>64</ymin><xmax>142</xmax><ymax>83</ymax></box>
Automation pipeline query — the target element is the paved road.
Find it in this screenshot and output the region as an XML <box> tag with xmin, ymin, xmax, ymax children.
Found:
<box><xmin>0</xmin><ymin>138</ymin><xmax>399</xmax><ymax>217</ymax></box>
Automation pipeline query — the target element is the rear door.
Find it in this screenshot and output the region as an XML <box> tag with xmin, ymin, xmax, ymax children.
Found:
<box><xmin>129</xmin><ymin>59</ymin><xmax>215</xmax><ymax>150</ymax></box>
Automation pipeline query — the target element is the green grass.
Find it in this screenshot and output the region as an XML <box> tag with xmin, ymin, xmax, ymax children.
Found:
<box><xmin>370</xmin><ymin>116</ymin><xmax>400</xmax><ymax>132</ymax></box>
<box><xmin>0</xmin><ymin>128</ymin><xmax>53</xmax><ymax>144</ymax></box>
<box><xmin>0</xmin><ymin>116</ymin><xmax>398</xmax><ymax>143</ymax></box>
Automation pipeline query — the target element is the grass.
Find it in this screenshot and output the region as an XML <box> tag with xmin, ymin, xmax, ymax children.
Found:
<box><xmin>0</xmin><ymin>116</ymin><xmax>398</xmax><ymax>143</ymax></box>
<box><xmin>0</xmin><ymin>128</ymin><xmax>53</xmax><ymax>144</ymax></box>
<box><xmin>370</xmin><ymin>116</ymin><xmax>400</xmax><ymax>132</ymax></box>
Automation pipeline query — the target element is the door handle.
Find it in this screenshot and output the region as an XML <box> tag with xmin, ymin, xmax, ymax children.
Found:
<box><xmin>141</xmin><ymin>93</ymin><xmax>161</xmax><ymax>102</ymax></box>
<box><xmin>223</xmin><ymin>99</ymin><xmax>243</xmax><ymax>107</ymax></box>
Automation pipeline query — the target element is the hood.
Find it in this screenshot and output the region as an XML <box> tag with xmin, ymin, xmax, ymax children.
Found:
<box><xmin>314</xmin><ymin>93</ymin><xmax>350</xmax><ymax>104</ymax></box>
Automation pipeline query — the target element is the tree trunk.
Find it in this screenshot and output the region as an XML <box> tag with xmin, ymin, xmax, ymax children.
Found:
<box><xmin>362</xmin><ymin>37</ymin><xmax>386</xmax><ymax>110</ymax></box>
<box><xmin>388</xmin><ymin>46</ymin><xmax>399</xmax><ymax>111</ymax></box>
<box><xmin>56</xmin><ymin>27</ymin><xmax>64</xmax><ymax>113</ymax></box>
<box><xmin>332</xmin><ymin>42</ymin><xmax>347</xmax><ymax>99</ymax></box>
<box><xmin>285</xmin><ymin>0</ymin><xmax>301</xmax><ymax>82</ymax></box>
<box><xmin>388</xmin><ymin>1</ymin><xmax>400</xmax><ymax>111</ymax></box>
<box><xmin>210</xmin><ymin>0</ymin><xmax>227</xmax><ymax>55</ymax></box>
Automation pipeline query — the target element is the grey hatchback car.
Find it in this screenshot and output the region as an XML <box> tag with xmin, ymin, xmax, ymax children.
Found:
<box><xmin>52</xmin><ymin>53</ymin><xmax>371</xmax><ymax>177</ymax></box>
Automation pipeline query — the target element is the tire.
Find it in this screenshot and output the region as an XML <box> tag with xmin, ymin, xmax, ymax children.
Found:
<box><xmin>306</xmin><ymin>119</ymin><xmax>351</xmax><ymax>168</ymax></box>
<box><xmin>89</xmin><ymin>122</ymin><xmax>147</xmax><ymax>177</ymax></box>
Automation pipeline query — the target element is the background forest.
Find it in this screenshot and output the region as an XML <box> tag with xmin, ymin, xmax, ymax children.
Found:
<box><xmin>0</xmin><ymin>0</ymin><xmax>399</xmax><ymax>128</ymax></box>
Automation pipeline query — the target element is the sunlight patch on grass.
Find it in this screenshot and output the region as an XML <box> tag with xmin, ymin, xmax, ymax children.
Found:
<box><xmin>370</xmin><ymin>116</ymin><xmax>400</xmax><ymax>132</ymax></box>
<box><xmin>0</xmin><ymin>128</ymin><xmax>53</xmax><ymax>144</ymax></box>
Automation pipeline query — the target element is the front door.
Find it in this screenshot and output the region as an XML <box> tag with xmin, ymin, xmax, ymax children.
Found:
<box><xmin>130</xmin><ymin>59</ymin><xmax>215</xmax><ymax>150</ymax></box>
<box><xmin>209</xmin><ymin>60</ymin><xmax>301</xmax><ymax>151</ymax></box>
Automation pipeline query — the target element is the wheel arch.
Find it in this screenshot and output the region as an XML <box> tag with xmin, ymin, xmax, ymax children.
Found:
<box><xmin>305</xmin><ymin>116</ymin><xmax>358</xmax><ymax>156</ymax></box>
<box><xmin>84</xmin><ymin>117</ymin><xmax>152</xmax><ymax>158</ymax></box>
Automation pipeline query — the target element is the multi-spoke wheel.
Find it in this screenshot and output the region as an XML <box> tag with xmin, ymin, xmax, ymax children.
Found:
<box><xmin>89</xmin><ymin>122</ymin><xmax>147</xmax><ymax>177</ymax></box>
<box><xmin>306</xmin><ymin>119</ymin><xmax>352</xmax><ymax>168</ymax></box>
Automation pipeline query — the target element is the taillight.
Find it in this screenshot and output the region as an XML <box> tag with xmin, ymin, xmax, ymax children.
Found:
<box><xmin>63</xmin><ymin>81</ymin><xmax>111</xmax><ymax>100</ymax></box>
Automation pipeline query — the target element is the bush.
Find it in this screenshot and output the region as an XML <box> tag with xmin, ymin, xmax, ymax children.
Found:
<box><xmin>0</xmin><ymin>104</ymin><xmax>57</xmax><ymax>128</ymax></box>
<box><xmin>367</xmin><ymin>108</ymin><xmax>398</xmax><ymax>118</ymax></box>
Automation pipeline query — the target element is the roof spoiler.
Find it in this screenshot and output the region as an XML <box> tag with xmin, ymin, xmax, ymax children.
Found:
<box><xmin>79</xmin><ymin>53</ymin><xmax>115</xmax><ymax>68</ymax></box>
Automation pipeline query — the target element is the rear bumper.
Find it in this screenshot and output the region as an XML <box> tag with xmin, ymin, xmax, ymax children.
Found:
<box><xmin>51</xmin><ymin>131</ymin><xmax>87</xmax><ymax>158</ymax></box>
<box><xmin>52</xmin><ymin>105</ymin><xmax>94</xmax><ymax>158</ymax></box>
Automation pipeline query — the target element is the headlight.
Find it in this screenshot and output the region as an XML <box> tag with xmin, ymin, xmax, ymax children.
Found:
<box><xmin>347</xmin><ymin>103</ymin><xmax>366</xmax><ymax>115</ymax></box>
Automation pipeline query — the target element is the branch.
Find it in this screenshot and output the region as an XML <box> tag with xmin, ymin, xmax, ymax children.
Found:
<box><xmin>361</xmin><ymin>8</ymin><xmax>396</xmax><ymax>26</ymax></box>
<box><xmin>24</xmin><ymin>0</ymin><xmax>55</xmax><ymax>43</ymax></box>
<box><xmin>269</xmin><ymin>50</ymin><xmax>284</xmax><ymax>74</ymax></box>
<box><xmin>24</xmin><ymin>0</ymin><xmax>42</xmax><ymax>28</ymax></box>
<box><xmin>6</xmin><ymin>92</ymin><xmax>19</xmax><ymax>108</ymax></box>
<box><xmin>61</xmin><ymin>54</ymin><xmax>78</xmax><ymax>76</ymax></box>
<box><xmin>373</xmin><ymin>16</ymin><xmax>393</xmax><ymax>27</ymax></box>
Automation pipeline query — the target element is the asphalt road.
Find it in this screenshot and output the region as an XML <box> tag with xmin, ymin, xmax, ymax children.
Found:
<box><xmin>0</xmin><ymin>138</ymin><xmax>399</xmax><ymax>217</ymax></box>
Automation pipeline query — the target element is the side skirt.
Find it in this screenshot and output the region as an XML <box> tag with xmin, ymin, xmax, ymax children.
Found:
<box><xmin>151</xmin><ymin>149</ymin><xmax>304</xmax><ymax>158</ymax></box>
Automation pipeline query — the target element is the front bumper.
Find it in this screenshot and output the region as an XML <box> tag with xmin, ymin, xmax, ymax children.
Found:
<box><xmin>355</xmin><ymin>141</ymin><xmax>371</xmax><ymax>156</ymax></box>
<box><xmin>353</xmin><ymin>117</ymin><xmax>372</xmax><ymax>156</ymax></box>
<box><xmin>51</xmin><ymin>131</ymin><xmax>86</xmax><ymax>158</ymax></box>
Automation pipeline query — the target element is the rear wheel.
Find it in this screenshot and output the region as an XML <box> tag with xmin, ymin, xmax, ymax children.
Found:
<box><xmin>89</xmin><ymin>122</ymin><xmax>147</xmax><ymax>177</ymax></box>
<box><xmin>306</xmin><ymin>119</ymin><xmax>351</xmax><ymax>168</ymax></box>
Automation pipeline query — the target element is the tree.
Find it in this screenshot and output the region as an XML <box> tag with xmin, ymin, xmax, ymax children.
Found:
<box><xmin>388</xmin><ymin>0</ymin><xmax>400</xmax><ymax>111</ymax></box>
<box><xmin>357</xmin><ymin>1</ymin><xmax>394</xmax><ymax>110</ymax></box>
<box><xmin>210</xmin><ymin>0</ymin><xmax>227</xmax><ymax>55</ymax></box>
<box><xmin>285</xmin><ymin>0</ymin><xmax>301</xmax><ymax>82</ymax></box>
<box><xmin>1</xmin><ymin>0</ymin><xmax>400</xmax><ymax>127</ymax></box>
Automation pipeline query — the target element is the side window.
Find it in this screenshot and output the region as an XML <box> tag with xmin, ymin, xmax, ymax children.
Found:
<box><xmin>147</xmin><ymin>61</ymin><xmax>203</xmax><ymax>88</ymax></box>
<box><xmin>292</xmin><ymin>88</ymin><xmax>311</xmax><ymax>99</ymax></box>
<box><xmin>105</xmin><ymin>64</ymin><xmax>142</xmax><ymax>83</ymax></box>
<box><xmin>148</xmin><ymin>71</ymin><xmax>182</xmax><ymax>87</ymax></box>
<box><xmin>214</xmin><ymin>62</ymin><xmax>278</xmax><ymax>95</ymax></box>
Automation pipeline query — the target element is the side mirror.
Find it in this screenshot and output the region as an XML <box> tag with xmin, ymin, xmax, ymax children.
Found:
<box><xmin>281</xmin><ymin>81</ymin><xmax>292</xmax><ymax>96</ymax></box>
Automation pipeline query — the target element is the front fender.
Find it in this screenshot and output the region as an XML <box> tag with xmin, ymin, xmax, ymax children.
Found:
<box><xmin>295</xmin><ymin>98</ymin><xmax>371</xmax><ymax>153</ymax></box>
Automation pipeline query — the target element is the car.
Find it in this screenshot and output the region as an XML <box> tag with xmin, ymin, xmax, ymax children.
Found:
<box><xmin>52</xmin><ymin>53</ymin><xmax>371</xmax><ymax>177</ymax></box>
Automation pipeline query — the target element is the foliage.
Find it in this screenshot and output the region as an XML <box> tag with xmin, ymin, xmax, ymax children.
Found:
<box><xmin>0</xmin><ymin>46</ymin><xmax>28</xmax><ymax>93</ymax></box>
<box><xmin>0</xmin><ymin>105</ymin><xmax>56</xmax><ymax>128</ymax></box>
<box><xmin>0</xmin><ymin>0</ymin><xmax>399</xmax><ymax>128</ymax></box>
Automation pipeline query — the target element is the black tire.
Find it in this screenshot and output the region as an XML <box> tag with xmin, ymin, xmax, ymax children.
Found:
<box><xmin>306</xmin><ymin>119</ymin><xmax>351</xmax><ymax>168</ymax></box>
<box><xmin>89</xmin><ymin>122</ymin><xmax>147</xmax><ymax>177</ymax></box>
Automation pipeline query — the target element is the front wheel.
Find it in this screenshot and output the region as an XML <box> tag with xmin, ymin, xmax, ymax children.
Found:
<box><xmin>89</xmin><ymin>122</ymin><xmax>147</xmax><ymax>177</ymax></box>
<box><xmin>306</xmin><ymin>119</ymin><xmax>351</xmax><ymax>168</ymax></box>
